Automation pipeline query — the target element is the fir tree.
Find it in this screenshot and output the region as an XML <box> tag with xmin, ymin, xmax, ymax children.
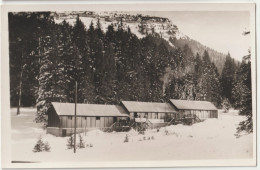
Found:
<box><xmin>8</xmin><ymin>12</ymin><xmax>53</xmax><ymax>109</ymax></box>
<box><xmin>220</xmin><ymin>53</ymin><xmax>237</xmax><ymax>105</ymax></box>
<box><xmin>67</xmin><ymin>136</ymin><xmax>74</xmax><ymax>149</ymax></box>
<box><xmin>106</xmin><ymin>24</ymin><xmax>115</xmax><ymax>42</ymax></box>
<box><xmin>222</xmin><ymin>98</ymin><xmax>231</xmax><ymax>113</ymax></box>
<box><xmin>72</xmin><ymin>16</ymin><xmax>96</xmax><ymax>104</ymax></box>
<box><xmin>36</xmin><ymin>24</ymin><xmax>67</xmax><ymax>124</ymax></box>
<box><xmin>98</xmin><ymin>43</ymin><xmax>117</xmax><ymax>104</ymax></box>
<box><xmin>95</xmin><ymin>18</ymin><xmax>104</xmax><ymax>39</ymax></box>
<box><xmin>233</xmin><ymin>50</ymin><xmax>252</xmax><ymax>134</ymax></box>
<box><xmin>195</xmin><ymin>50</ymin><xmax>222</xmax><ymax>106</ymax></box>
<box><xmin>124</xmin><ymin>134</ymin><xmax>129</xmax><ymax>143</ymax></box>
<box><xmin>33</xmin><ymin>136</ymin><xmax>45</xmax><ymax>152</ymax></box>
<box><xmin>77</xmin><ymin>134</ymin><xmax>85</xmax><ymax>148</ymax></box>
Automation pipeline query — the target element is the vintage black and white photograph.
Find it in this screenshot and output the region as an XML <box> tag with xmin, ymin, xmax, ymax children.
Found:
<box><xmin>1</xmin><ymin>2</ymin><xmax>257</xmax><ymax>168</ymax></box>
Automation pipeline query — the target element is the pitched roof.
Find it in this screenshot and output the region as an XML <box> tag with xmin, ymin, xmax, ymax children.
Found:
<box><xmin>51</xmin><ymin>102</ymin><xmax>129</xmax><ymax>117</ymax></box>
<box><xmin>115</xmin><ymin>105</ymin><xmax>129</xmax><ymax>115</ymax></box>
<box><xmin>169</xmin><ymin>99</ymin><xmax>217</xmax><ymax>111</ymax></box>
<box><xmin>121</xmin><ymin>101</ymin><xmax>177</xmax><ymax>113</ymax></box>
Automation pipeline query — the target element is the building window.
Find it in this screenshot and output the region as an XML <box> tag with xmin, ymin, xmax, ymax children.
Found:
<box><xmin>84</xmin><ymin>117</ymin><xmax>87</xmax><ymax>120</ymax></box>
<box><xmin>96</xmin><ymin>116</ymin><xmax>100</xmax><ymax>120</ymax></box>
<box><xmin>68</xmin><ymin>116</ymin><xmax>72</xmax><ymax>120</ymax></box>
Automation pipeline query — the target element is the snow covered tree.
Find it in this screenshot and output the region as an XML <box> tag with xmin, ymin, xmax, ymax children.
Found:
<box><xmin>95</xmin><ymin>18</ymin><xmax>104</xmax><ymax>39</ymax></box>
<box><xmin>44</xmin><ymin>142</ymin><xmax>51</xmax><ymax>152</ymax></box>
<box><xmin>105</xmin><ymin>24</ymin><xmax>116</xmax><ymax>42</ymax></box>
<box><xmin>8</xmin><ymin>12</ymin><xmax>53</xmax><ymax>111</ymax></box>
<box><xmin>233</xmin><ymin>51</ymin><xmax>252</xmax><ymax>134</ymax></box>
<box><xmin>97</xmin><ymin>43</ymin><xmax>117</xmax><ymax>104</ymax></box>
<box><xmin>67</xmin><ymin>136</ymin><xmax>74</xmax><ymax>149</ymax></box>
<box><xmin>33</xmin><ymin>136</ymin><xmax>45</xmax><ymax>152</ymax></box>
<box><xmin>72</xmin><ymin>16</ymin><xmax>96</xmax><ymax>104</ymax></box>
<box><xmin>77</xmin><ymin>134</ymin><xmax>85</xmax><ymax>148</ymax></box>
<box><xmin>195</xmin><ymin>51</ymin><xmax>222</xmax><ymax>106</ymax></box>
<box><xmin>138</xmin><ymin>21</ymin><xmax>146</xmax><ymax>35</ymax></box>
<box><xmin>222</xmin><ymin>98</ymin><xmax>231</xmax><ymax>113</ymax></box>
<box><xmin>36</xmin><ymin>24</ymin><xmax>68</xmax><ymax>124</ymax></box>
<box><xmin>220</xmin><ymin>53</ymin><xmax>237</xmax><ymax>105</ymax></box>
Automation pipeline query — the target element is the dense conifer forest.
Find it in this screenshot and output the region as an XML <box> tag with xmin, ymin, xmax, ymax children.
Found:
<box><xmin>8</xmin><ymin>12</ymin><xmax>252</xmax><ymax>132</ymax></box>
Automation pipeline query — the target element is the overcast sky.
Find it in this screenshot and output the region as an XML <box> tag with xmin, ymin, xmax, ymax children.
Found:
<box><xmin>139</xmin><ymin>11</ymin><xmax>250</xmax><ymax>61</ymax></box>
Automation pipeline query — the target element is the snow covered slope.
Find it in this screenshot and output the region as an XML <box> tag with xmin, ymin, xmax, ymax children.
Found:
<box><xmin>11</xmin><ymin>108</ymin><xmax>253</xmax><ymax>162</ymax></box>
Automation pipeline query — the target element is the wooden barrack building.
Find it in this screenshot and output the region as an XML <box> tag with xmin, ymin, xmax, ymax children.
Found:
<box><xmin>169</xmin><ymin>99</ymin><xmax>218</xmax><ymax>120</ymax></box>
<box><xmin>47</xmin><ymin>102</ymin><xmax>129</xmax><ymax>136</ymax></box>
<box><xmin>121</xmin><ymin>101</ymin><xmax>177</xmax><ymax>122</ymax></box>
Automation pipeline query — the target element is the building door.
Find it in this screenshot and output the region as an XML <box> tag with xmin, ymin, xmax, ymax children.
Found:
<box><xmin>113</xmin><ymin>117</ymin><xmax>117</xmax><ymax>123</ymax></box>
<box><xmin>134</xmin><ymin>112</ymin><xmax>137</xmax><ymax>118</ymax></box>
<box><xmin>96</xmin><ymin>117</ymin><xmax>100</xmax><ymax>128</ymax></box>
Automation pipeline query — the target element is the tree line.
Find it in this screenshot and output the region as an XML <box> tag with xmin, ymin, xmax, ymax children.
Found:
<box><xmin>9</xmin><ymin>12</ymin><xmax>252</xmax><ymax>133</ymax></box>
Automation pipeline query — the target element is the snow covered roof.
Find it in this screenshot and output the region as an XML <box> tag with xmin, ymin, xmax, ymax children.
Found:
<box><xmin>169</xmin><ymin>99</ymin><xmax>217</xmax><ymax>111</ymax></box>
<box><xmin>121</xmin><ymin>101</ymin><xmax>177</xmax><ymax>113</ymax></box>
<box><xmin>51</xmin><ymin>102</ymin><xmax>129</xmax><ymax>117</ymax></box>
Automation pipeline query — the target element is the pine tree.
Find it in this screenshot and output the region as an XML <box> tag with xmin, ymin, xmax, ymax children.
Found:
<box><xmin>95</xmin><ymin>18</ymin><xmax>104</xmax><ymax>39</ymax></box>
<box><xmin>67</xmin><ymin>136</ymin><xmax>74</xmax><ymax>149</ymax></box>
<box><xmin>195</xmin><ymin>50</ymin><xmax>222</xmax><ymax>106</ymax></box>
<box><xmin>72</xmin><ymin>16</ymin><xmax>96</xmax><ymax>104</ymax></box>
<box><xmin>58</xmin><ymin>20</ymin><xmax>76</xmax><ymax>102</ymax></box>
<box><xmin>106</xmin><ymin>24</ymin><xmax>115</xmax><ymax>42</ymax></box>
<box><xmin>220</xmin><ymin>53</ymin><xmax>237</xmax><ymax>105</ymax></box>
<box><xmin>36</xmin><ymin>24</ymin><xmax>67</xmax><ymax>124</ymax></box>
<box><xmin>8</xmin><ymin>12</ymin><xmax>52</xmax><ymax>109</ymax></box>
<box><xmin>72</xmin><ymin>15</ymin><xmax>87</xmax><ymax>54</ymax></box>
<box><xmin>222</xmin><ymin>98</ymin><xmax>231</xmax><ymax>113</ymax></box>
<box><xmin>33</xmin><ymin>136</ymin><xmax>45</xmax><ymax>152</ymax></box>
<box><xmin>98</xmin><ymin>42</ymin><xmax>117</xmax><ymax>104</ymax></box>
<box><xmin>233</xmin><ymin>51</ymin><xmax>252</xmax><ymax>133</ymax></box>
<box><xmin>77</xmin><ymin>134</ymin><xmax>85</xmax><ymax>148</ymax></box>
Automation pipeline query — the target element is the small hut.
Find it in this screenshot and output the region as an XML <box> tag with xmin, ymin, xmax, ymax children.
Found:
<box><xmin>47</xmin><ymin>102</ymin><xmax>129</xmax><ymax>136</ymax></box>
<box><xmin>169</xmin><ymin>99</ymin><xmax>218</xmax><ymax>120</ymax></box>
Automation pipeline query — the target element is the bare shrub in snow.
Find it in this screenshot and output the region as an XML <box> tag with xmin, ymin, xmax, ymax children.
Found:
<box><xmin>151</xmin><ymin>136</ymin><xmax>155</xmax><ymax>140</ymax></box>
<box><xmin>136</xmin><ymin>123</ymin><xmax>146</xmax><ymax>135</ymax></box>
<box><xmin>86</xmin><ymin>143</ymin><xmax>93</xmax><ymax>148</ymax></box>
<box><xmin>44</xmin><ymin>142</ymin><xmax>51</xmax><ymax>152</ymax></box>
<box><xmin>165</xmin><ymin>129</ymin><xmax>169</xmax><ymax>135</ymax></box>
<box><xmin>124</xmin><ymin>134</ymin><xmax>129</xmax><ymax>143</ymax></box>
<box><xmin>67</xmin><ymin>136</ymin><xmax>74</xmax><ymax>149</ymax></box>
<box><xmin>222</xmin><ymin>98</ymin><xmax>231</xmax><ymax>113</ymax></box>
<box><xmin>138</xmin><ymin>130</ymin><xmax>145</xmax><ymax>135</ymax></box>
<box><xmin>77</xmin><ymin>134</ymin><xmax>85</xmax><ymax>148</ymax></box>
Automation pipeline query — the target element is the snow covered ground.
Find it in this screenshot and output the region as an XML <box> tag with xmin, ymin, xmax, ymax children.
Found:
<box><xmin>11</xmin><ymin>108</ymin><xmax>253</xmax><ymax>162</ymax></box>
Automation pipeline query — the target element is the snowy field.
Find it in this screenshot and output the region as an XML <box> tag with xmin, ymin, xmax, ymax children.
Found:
<box><xmin>11</xmin><ymin>108</ymin><xmax>253</xmax><ymax>162</ymax></box>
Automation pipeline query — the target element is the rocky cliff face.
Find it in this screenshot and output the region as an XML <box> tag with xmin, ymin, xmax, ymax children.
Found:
<box><xmin>54</xmin><ymin>11</ymin><xmax>227</xmax><ymax>73</ymax></box>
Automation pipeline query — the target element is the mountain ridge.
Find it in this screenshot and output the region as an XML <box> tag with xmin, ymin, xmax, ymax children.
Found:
<box><xmin>53</xmin><ymin>11</ymin><xmax>228</xmax><ymax>73</ymax></box>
